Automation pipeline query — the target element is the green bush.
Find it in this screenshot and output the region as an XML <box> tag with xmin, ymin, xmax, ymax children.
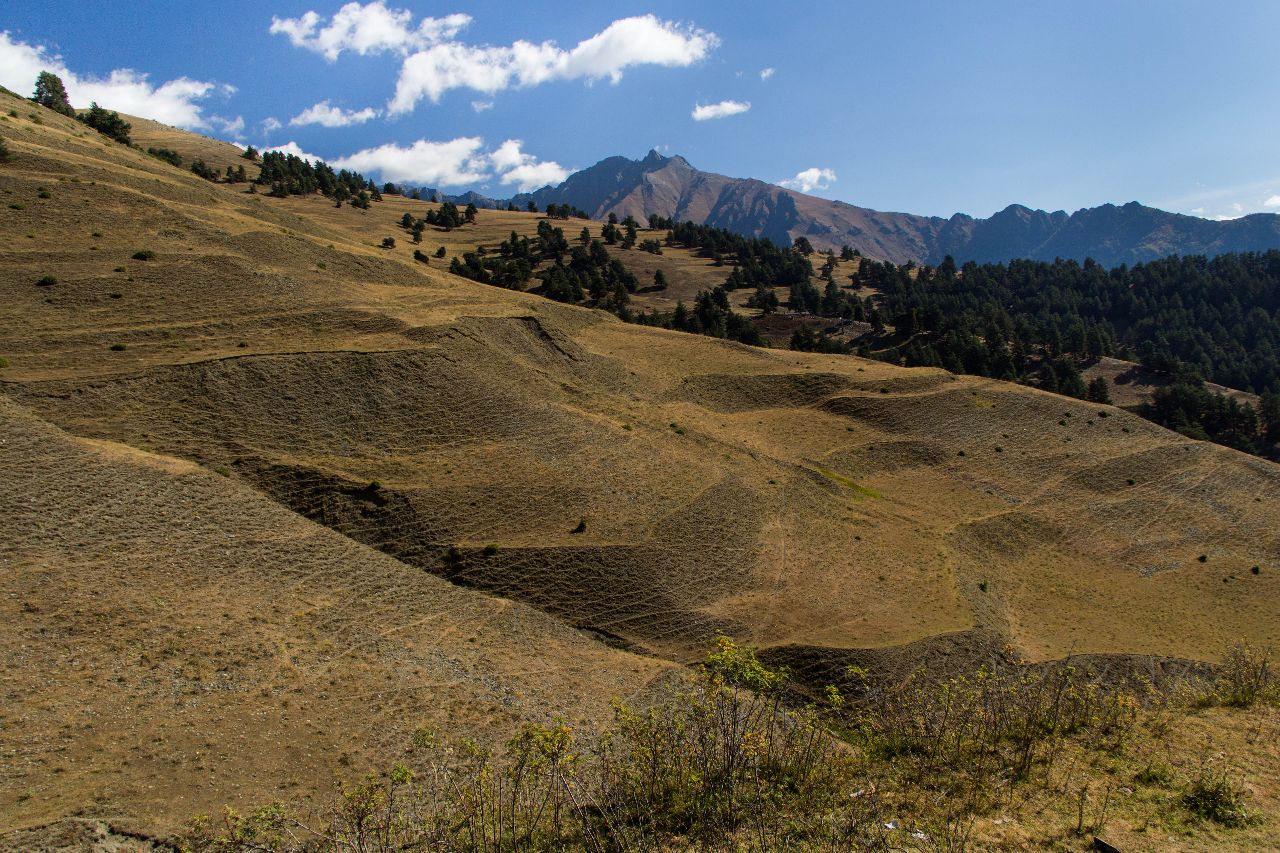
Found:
<box><xmin>1135</xmin><ymin>761</ymin><xmax>1173</xmax><ymax>787</ymax></box>
<box><xmin>131</xmin><ymin>250</ymin><xmax>156</xmax><ymax>261</ymax></box>
<box><xmin>191</xmin><ymin>159</ymin><xmax>218</xmax><ymax>181</ymax></box>
<box><xmin>146</xmin><ymin>147</ymin><xmax>182</xmax><ymax>168</ymax></box>
<box><xmin>0</xmin><ymin>356</ymin><xmax>9</xmax><ymax>369</ymax></box>
<box><xmin>36</xmin><ymin>275</ymin><xmax>57</xmax><ymax>286</ymax></box>
<box><xmin>109</xmin><ymin>343</ymin><xmax>127</xmax><ymax>351</ymax></box>
<box><xmin>1183</xmin><ymin>765</ymin><xmax>1257</xmax><ymax>826</ymax></box>
<box><xmin>0</xmin><ymin>135</ymin><xmax>10</xmax><ymax>162</ymax></box>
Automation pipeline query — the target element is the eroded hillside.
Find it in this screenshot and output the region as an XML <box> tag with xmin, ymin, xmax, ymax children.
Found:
<box><xmin>2</xmin><ymin>91</ymin><xmax>1279</xmax><ymax>842</ymax></box>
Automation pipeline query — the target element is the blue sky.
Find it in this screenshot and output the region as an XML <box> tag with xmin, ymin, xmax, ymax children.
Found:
<box><xmin>3</xmin><ymin>1</ymin><xmax>1279</xmax><ymax>220</ymax></box>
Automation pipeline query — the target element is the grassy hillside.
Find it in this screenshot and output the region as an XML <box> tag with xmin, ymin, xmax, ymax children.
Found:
<box><xmin>2</xmin><ymin>91</ymin><xmax>1280</xmax><ymax>847</ymax></box>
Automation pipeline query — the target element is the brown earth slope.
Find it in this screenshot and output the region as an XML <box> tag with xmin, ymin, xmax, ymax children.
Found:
<box><xmin>2</xmin><ymin>91</ymin><xmax>1279</xmax><ymax>839</ymax></box>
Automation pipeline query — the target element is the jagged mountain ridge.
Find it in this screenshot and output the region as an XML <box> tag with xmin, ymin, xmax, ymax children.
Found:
<box><xmin>440</xmin><ymin>151</ymin><xmax>1280</xmax><ymax>266</ymax></box>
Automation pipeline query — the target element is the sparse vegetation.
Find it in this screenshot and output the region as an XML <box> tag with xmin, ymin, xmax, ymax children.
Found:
<box><xmin>132</xmin><ymin>249</ymin><xmax>156</xmax><ymax>261</ymax></box>
<box><xmin>36</xmin><ymin>275</ymin><xmax>57</xmax><ymax>287</ymax></box>
<box><xmin>180</xmin><ymin>637</ymin><xmax>1280</xmax><ymax>851</ymax></box>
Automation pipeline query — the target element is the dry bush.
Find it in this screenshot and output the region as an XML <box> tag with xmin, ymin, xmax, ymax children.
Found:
<box><xmin>178</xmin><ymin>637</ymin><xmax>891</xmax><ymax>852</ymax></box>
<box><xmin>844</xmin><ymin>659</ymin><xmax>1139</xmax><ymax>811</ymax></box>
<box><xmin>177</xmin><ymin>639</ymin><xmax>1274</xmax><ymax>852</ymax></box>
<box><xmin>1207</xmin><ymin>642</ymin><xmax>1277</xmax><ymax>708</ymax></box>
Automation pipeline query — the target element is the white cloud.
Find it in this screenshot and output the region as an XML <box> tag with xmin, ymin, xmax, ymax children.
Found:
<box><xmin>501</xmin><ymin>160</ymin><xmax>570</xmax><ymax>192</ymax></box>
<box><xmin>760</xmin><ymin>67</ymin><xmax>775</xmax><ymax>81</ymax></box>
<box><xmin>213</xmin><ymin>115</ymin><xmax>245</xmax><ymax>137</ymax></box>
<box><xmin>0</xmin><ymin>31</ymin><xmax>231</xmax><ymax>129</ymax></box>
<box><xmin>261</xmin><ymin>116</ymin><xmax>283</xmax><ymax>133</ymax></box>
<box><xmin>488</xmin><ymin>139</ymin><xmax>569</xmax><ymax>191</ymax></box>
<box><xmin>330</xmin><ymin>137</ymin><xmax>490</xmax><ymax>186</ymax></box>
<box><xmin>289</xmin><ymin>99</ymin><xmax>380</xmax><ymax>127</ymax></box>
<box><xmin>691</xmin><ymin>99</ymin><xmax>750</xmax><ymax>121</ymax></box>
<box><xmin>381</xmin><ymin>14</ymin><xmax>716</xmax><ymax>113</ymax></box>
<box><xmin>264</xmin><ymin>141</ymin><xmax>323</xmax><ymax>162</ymax></box>
<box><xmin>269</xmin><ymin>2</ymin><xmax>471</xmax><ymax>61</ymax></box>
<box><xmin>471</xmin><ymin>100</ymin><xmax>494</xmax><ymax>112</ymax></box>
<box><xmin>779</xmin><ymin>167</ymin><xmax>837</xmax><ymax>193</ymax></box>
<box><xmin>1265</xmin><ymin>195</ymin><xmax>1280</xmax><ymax>208</ymax></box>
<box><xmin>266</xmin><ymin>135</ymin><xmax>568</xmax><ymax>190</ymax></box>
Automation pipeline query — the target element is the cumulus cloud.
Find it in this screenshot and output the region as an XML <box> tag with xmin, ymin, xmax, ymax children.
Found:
<box><xmin>1265</xmin><ymin>195</ymin><xmax>1280</xmax><ymax>208</ymax></box>
<box><xmin>488</xmin><ymin>139</ymin><xmax>569</xmax><ymax>191</ymax></box>
<box><xmin>289</xmin><ymin>99</ymin><xmax>380</xmax><ymax>127</ymax></box>
<box><xmin>691</xmin><ymin>99</ymin><xmax>750</xmax><ymax>121</ymax></box>
<box><xmin>760</xmin><ymin>67</ymin><xmax>775</xmax><ymax>81</ymax></box>
<box><xmin>270</xmin><ymin>135</ymin><xmax>567</xmax><ymax>190</ymax></box>
<box><xmin>261</xmin><ymin>116</ymin><xmax>283</xmax><ymax>134</ymax></box>
<box><xmin>779</xmin><ymin>167</ymin><xmax>837</xmax><ymax>193</ymax></box>
<box><xmin>213</xmin><ymin>115</ymin><xmax>246</xmax><ymax>137</ymax></box>
<box><xmin>264</xmin><ymin>141</ymin><xmax>323</xmax><ymax>162</ymax></box>
<box><xmin>471</xmin><ymin>100</ymin><xmax>494</xmax><ymax>112</ymax></box>
<box><xmin>330</xmin><ymin>137</ymin><xmax>490</xmax><ymax>186</ymax></box>
<box><xmin>290</xmin><ymin>12</ymin><xmax>717</xmax><ymax>113</ymax></box>
<box><xmin>0</xmin><ymin>31</ymin><xmax>232</xmax><ymax>129</ymax></box>
<box><xmin>269</xmin><ymin>2</ymin><xmax>472</xmax><ymax>61</ymax></box>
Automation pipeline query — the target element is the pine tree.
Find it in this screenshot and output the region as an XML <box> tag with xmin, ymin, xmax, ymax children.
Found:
<box><xmin>78</xmin><ymin>103</ymin><xmax>131</xmax><ymax>144</ymax></box>
<box><xmin>32</xmin><ymin>71</ymin><xmax>75</xmax><ymax>117</ymax></box>
<box><xmin>1087</xmin><ymin>376</ymin><xmax>1113</xmax><ymax>404</ymax></box>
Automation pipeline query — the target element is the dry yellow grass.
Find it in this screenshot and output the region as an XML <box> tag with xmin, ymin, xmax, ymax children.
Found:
<box><xmin>2</xmin><ymin>91</ymin><xmax>1280</xmax><ymax>846</ymax></box>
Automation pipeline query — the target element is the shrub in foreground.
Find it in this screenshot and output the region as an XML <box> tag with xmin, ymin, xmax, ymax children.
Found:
<box><xmin>178</xmin><ymin>638</ymin><xmax>1274</xmax><ymax>851</ymax></box>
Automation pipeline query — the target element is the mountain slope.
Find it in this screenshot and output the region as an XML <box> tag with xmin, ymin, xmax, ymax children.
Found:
<box><xmin>519</xmin><ymin>151</ymin><xmax>1280</xmax><ymax>265</ymax></box>
<box><xmin>3</xmin><ymin>92</ymin><xmax>1280</xmax><ymax>837</ymax></box>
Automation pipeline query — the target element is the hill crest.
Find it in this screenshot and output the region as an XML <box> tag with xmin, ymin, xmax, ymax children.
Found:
<box><xmin>475</xmin><ymin>152</ymin><xmax>1280</xmax><ymax>265</ymax></box>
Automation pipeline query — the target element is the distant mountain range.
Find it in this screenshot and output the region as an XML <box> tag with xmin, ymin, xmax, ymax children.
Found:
<box><xmin>424</xmin><ymin>151</ymin><xmax>1280</xmax><ymax>266</ymax></box>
